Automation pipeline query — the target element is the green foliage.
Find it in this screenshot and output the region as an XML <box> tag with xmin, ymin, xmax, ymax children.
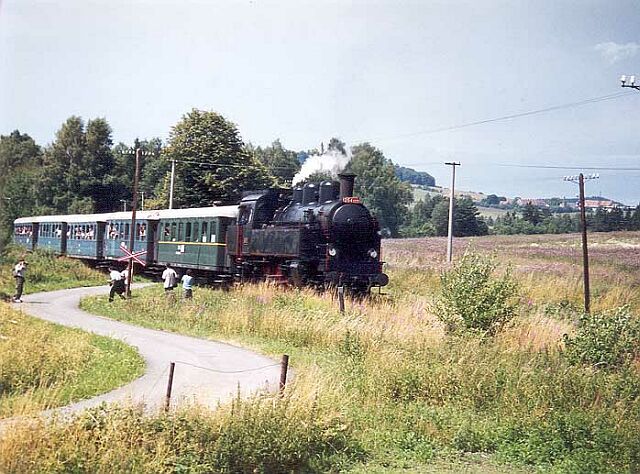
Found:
<box><xmin>428</xmin><ymin>197</ymin><xmax>488</xmax><ymax>237</ymax></box>
<box><xmin>249</xmin><ymin>139</ymin><xmax>301</xmax><ymax>187</ymax></box>
<box><xmin>1</xmin><ymin>397</ymin><xmax>359</xmax><ymax>473</ymax></box>
<box><xmin>563</xmin><ymin>307</ymin><xmax>640</xmax><ymax>369</ymax></box>
<box><xmin>167</xmin><ymin>109</ymin><xmax>274</xmax><ymax>206</ymax></box>
<box><xmin>394</xmin><ymin>165</ymin><xmax>435</xmax><ymax>186</ymax></box>
<box><xmin>348</xmin><ymin>143</ymin><xmax>413</xmax><ymax>237</ymax></box>
<box><xmin>434</xmin><ymin>253</ymin><xmax>519</xmax><ymax>333</ymax></box>
<box><xmin>0</xmin><ymin>131</ymin><xmax>42</xmax><ymax>249</ymax></box>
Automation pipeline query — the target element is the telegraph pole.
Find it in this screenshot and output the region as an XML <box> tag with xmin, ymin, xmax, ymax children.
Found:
<box><xmin>620</xmin><ymin>74</ymin><xmax>640</xmax><ymax>91</ymax></box>
<box><xmin>563</xmin><ymin>173</ymin><xmax>599</xmax><ymax>313</ymax></box>
<box><xmin>169</xmin><ymin>159</ymin><xmax>176</xmax><ymax>209</ymax></box>
<box><xmin>120</xmin><ymin>146</ymin><xmax>152</xmax><ymax>297</ymax></box>
<box><xmin>445</xmin><ymin>162</ymin><xmax>460</xmax><ymax>262</ymax></box>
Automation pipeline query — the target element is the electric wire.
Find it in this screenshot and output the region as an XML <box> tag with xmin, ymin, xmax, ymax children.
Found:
<box><xmin>374</xmin><ymin>91</ymin><xmax>634</xmax><ymax>141</ymax></box>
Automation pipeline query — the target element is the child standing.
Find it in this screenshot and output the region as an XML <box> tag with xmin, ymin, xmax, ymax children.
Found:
<box><xmin>181</xmin><ymin>269</ymin><xmax>195</xmax><ymax>299</ymax></box>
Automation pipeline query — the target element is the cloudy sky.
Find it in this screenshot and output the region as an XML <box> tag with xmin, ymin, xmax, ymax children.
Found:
<box><xmin>1</xmin><ymin>0</ymin><xmax>639</xmax><ymax>203</ymax></box>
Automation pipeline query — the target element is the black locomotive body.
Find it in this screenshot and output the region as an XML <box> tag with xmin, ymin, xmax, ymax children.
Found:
<box><xmin>226</xmin><ymin>173</ymin><xmax>389</xmax><ymax>292</ymax></box>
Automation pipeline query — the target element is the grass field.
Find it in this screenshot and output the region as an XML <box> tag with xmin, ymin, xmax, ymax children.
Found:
<box><xmin>0</xmin><ymin>245</ymin><xmax>144</xmax><ymax>418</ymax></box>
<box><xmin>0</xmin><ymin>245</ymin><xmax>105</xmax><ymax>300</ymax></box>
<box><xmin>2</xmin><ymin>232</ymin><xmax>639</xmax><ymax>473</ymax></box>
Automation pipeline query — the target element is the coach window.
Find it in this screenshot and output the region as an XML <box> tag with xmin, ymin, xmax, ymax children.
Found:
<box><xmin>178</xmin><ymin>222</ymin><xmax>184</xmax><ymax>241</ymax></box>
<box><xmin>192</xmin><ymin>222</ymin><xmax>199</xmax><ymax>243</ymax></box>
<box><xmin>201</xmin><ymin>222</ymin><xmax>208</xmax><ymax>242</ymax></box>
<box><xmin>170</xmin><ymin>222</ymin><xmax>177</xmax><ymax>241</ymax></box>
<box><xmin>185</xmin><ymin>222</ymin><xmax>191</xmax><ymax>242</ymax></box>
<box><xmin>210</xmin><ymin>221</ymin><xmax>216</xmax><ymax>243</ymax></box>
<box><xmin>163</xmin><ymin>223</ymin><xmax>170</xmax><ymax>241</ymax></box>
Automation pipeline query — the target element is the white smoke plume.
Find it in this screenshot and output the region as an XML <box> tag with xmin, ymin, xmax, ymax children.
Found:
<box><xmin>292</xmin><ymin>149</ymin><xmax>350</xmax><ymax>185</ymax></box>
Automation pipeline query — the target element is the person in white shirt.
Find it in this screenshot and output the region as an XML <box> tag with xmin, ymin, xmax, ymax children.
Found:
<box><xmin>12</xmin><ymin>259</ymin><xmax>27</xmax><ymax>303</ymax></box>
<box><xmin>162</xmin><ymin>264</ymin><xmax>178</xmax><ymax>293</ymax></box>
<box><xmin>108</xmin><ymin>266</ymin><xmax>126</xmax><ymax>302</ymax></box>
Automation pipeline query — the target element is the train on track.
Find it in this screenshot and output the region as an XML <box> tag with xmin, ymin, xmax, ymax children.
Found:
<box><xmin>13</xmin><ymin>173</ymin><xmax>389</xmax><ymax>293</ymax></box>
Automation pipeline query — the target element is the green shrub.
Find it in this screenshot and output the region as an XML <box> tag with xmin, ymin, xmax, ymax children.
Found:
<box><xmin>433</xmin><ymin>253</ymin><xmax>519</xmax><ymax>334</ymax></box>
<box><xmin>563</xmin><ymin>307</ymin><xmax>640</xmax><ymax>369</ymax></box>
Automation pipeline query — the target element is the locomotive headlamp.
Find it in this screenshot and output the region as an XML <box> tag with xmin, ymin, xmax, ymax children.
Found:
<box><xmin>368</xmin><ymin>249</ymin><xmax>378</xmax><ymax>259</ymax></box>
<box><xmin>328</xmin><ymin>247</ymin><xmax>337</xmax><ymax>257</ymax></box>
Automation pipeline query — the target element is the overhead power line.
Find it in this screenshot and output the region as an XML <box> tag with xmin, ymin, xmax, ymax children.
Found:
<box><xmin>490</xmin><ymin>163</ymin><xmax>640</xmax><ymax>171</ymax></box>
<box><xmin>376</xmin><ymin>91</ymin><xmax>634</xmax><ymax>141</ymax></box>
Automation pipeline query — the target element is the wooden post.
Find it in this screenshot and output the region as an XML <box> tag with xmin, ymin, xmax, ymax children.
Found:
<box><xmin>126</xmin><ymin>147</ymin><xmax>141</xmax><ymax>298</ymax></box>
<box><xmin>578</xmin><ymin>174</ymin><xmax>591</xmax><ymax>314</ymax></box>
<box><xmin>165</xmin><ymin>362</ymin><xmax>175</xmax><ymax>411</ymax></box>
<box><xmin>338</xmin><ymin>286</ymin><xmax>345</xmax><ymax>313</ymax></box>
<box><xmin>279</xmin><ymin>355</ymin><xmax>289</xmax><ymax>394</ymax></box>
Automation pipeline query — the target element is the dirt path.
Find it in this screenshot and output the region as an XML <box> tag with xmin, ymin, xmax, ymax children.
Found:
<box><xmin>10</xmin><ymin>285</ymin><xmax>282</xmax><ymax>415</ymax></box>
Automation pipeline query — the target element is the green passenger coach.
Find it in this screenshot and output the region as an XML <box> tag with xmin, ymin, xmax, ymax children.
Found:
<box><xmin>156</xmin><ymin>206</ymin><xmax>238</xmax><ymax>272</ymax></box>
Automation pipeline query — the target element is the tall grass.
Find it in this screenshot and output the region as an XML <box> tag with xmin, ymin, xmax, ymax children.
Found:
<box><xmin>0</xmin><ymin>389</ymin><xmax>359</xmax><ymax>473</ymax></box>
<box><xmin>4</xmin><ymin>233</ymin><xmax>640</xmax><ymax>472</ymax></box>
<box><xmin>0</xmin><ymin>303</ymin><xmax>144</xmax><ymax>417</ymax></box>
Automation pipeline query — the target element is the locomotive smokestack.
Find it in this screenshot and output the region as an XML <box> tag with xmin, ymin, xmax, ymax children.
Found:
<box><xmin>338</xmin><ymin>172</ymin><xmax>356</xmax><ymax>199</ymax></box>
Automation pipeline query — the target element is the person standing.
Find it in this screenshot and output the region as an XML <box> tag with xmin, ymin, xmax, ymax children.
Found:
<box><xmin>108</xmin><ymin>266</ymin><xmax>126</xmax><ymax>302</ymax></box>
<box><xmin>12</xmin><ymin>259</ymin><xmax>27</xmax><ymax>303</ymax></box>
<box><xmin>181</xmin><ymin>269</ymin><xmax>195</xmax><ymax>299</ymax></box>
<box><xmin>162</xmin><ymin>264</ymin><xmax>178</xmax><ymax>294</ymax></box>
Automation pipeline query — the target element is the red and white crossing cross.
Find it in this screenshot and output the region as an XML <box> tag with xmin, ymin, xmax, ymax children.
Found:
<box><xmin>117</xmin><ymin>242</ymin><xmax>147</xmax><ymax>266</ymax></box>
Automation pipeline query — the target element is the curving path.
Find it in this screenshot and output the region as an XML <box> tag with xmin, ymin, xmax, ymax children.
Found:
<box><xmin>8</xmin><ymin>285</ymin><xmax>283</xmax><ymax>416</ymax></box>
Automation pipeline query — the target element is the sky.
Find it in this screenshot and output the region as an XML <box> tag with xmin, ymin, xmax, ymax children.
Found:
<box><xmin>1</xmin><ymin>0</ymin><xmax>640</xmax><ymax>204</ymax></box>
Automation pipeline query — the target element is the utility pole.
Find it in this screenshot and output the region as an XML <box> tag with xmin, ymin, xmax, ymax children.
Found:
<box><xmin>140</xmin><ymin>191</ymin><xmax>145</xmax><ymax>211</ymax></box>
<box><xmin>563</xmin><ymin>173</ymin><xmax>599</xmax><ymax>313</ymax></box>
<box><xmin>620</xmin><ymin>75</ymin><xmax>640</xmax><ymax>91</ymax></box>
<box><xmin>120</xmin><ymin>146</ymin><xmax>153</xmax><ymax>297</ymax></box>
<box><xmin>445</xmin><ymin>162</ymin><xmax>460</xmax><ymax>263</ymax></box>
<box><xmin>169</xmin><ymin>159</ymin><xmax>176</xmax><ymax>210</ymax></box>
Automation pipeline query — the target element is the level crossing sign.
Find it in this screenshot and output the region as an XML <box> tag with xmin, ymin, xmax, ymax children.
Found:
<box><xmin>117</xmin><ymin>242</ymin><xmax>147</xmax><ymax>266</ymax></box>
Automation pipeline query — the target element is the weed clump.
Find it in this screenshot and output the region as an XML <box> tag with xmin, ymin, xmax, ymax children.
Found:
<box><xmin>434</xmin><ymin>253</ymin><xmax>519</xmax><ymax>334</ymax></box>
<box><xmin>563</xmin><ymin>306</ymin><xmax>640</xmax><ymax>369</ymax></box>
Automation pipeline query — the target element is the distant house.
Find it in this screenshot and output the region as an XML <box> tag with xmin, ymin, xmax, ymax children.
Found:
<box><xmin>516</xmin><ymin>198</ymin><xmax>550</xmax><ymax>208</ymax></box>
<box><xmin>582</xmin><ymin>199</ymin><xmax>617</xmax><ymax>210</ymax></box>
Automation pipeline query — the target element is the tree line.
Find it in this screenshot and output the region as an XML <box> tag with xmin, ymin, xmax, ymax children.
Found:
<box><xmin>489</xmin><ymin>202</ymin><xmax>640</xmax><ymax>235</ymax></box>
<box><xmin>0</xmin><ymin>109</ymin><xmax>421</xmax><ymax>247</ymax></box>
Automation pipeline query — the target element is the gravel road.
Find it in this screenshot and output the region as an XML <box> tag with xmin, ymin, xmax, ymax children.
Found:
<box><xmin>9</xmin><ymin>285</ymin><xmax>283</xmax><ymax>415</ymax></box>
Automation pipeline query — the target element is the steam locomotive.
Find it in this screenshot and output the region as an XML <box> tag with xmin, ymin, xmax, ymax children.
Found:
<box><xmin>13</xmin><ymin>173</ymin><xmax>389</xmax><ymax>292</ymax></box>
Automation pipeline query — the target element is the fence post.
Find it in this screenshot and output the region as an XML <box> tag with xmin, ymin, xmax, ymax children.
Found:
<box><xmin>279</xmin><ymin>354</ymin><xmax>289</xmax><ymax>395</ymax></box>
<box><xmin>165</xmin><ymin>362</ymin><xmax>175</xmax><ymax>412</ymax></box>
<box><xmin>338</xmin><ymin>286</ymin><xmax>345</xmax><ymax>313</ymax></box>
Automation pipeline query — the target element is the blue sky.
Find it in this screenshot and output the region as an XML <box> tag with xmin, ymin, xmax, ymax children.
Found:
<box><xmin>1</xmin><ymin>0</ymin><xmax>639</xmax><ymax>203</ymax></box>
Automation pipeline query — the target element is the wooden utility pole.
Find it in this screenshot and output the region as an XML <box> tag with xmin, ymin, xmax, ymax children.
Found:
<box><xmin>169</xmin><ymin>159</ymin><xmax>176</xmax><ymax>210</ymax></box>
<box><xmin>564</xmin><ymin>173</ymin><xmax>598</xmax><ymax>314</ymax></box>
<box><xmin>126</xmin><ymin>147</ymin><xmax>141</xmax><ymax>298</ymax></box>
<box><xmin>578</xmin><ymin>174</ymin><xmax>591</xmax><ymax>314</ymax></box>
<box><xmin>445</xmin><ymin>162</ymin><xmax>460</xmax><ymax>263</ymax></box>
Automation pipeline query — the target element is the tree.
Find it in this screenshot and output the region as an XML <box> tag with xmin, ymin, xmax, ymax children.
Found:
<box><xmin>430</xmin><ymin>197</ymin><xmax>488</xmax><ymax>237</ymax></box>
<box><xmin>167</xmin><ymin>109</ymin><xmax>274</xmax><ymax>207</ymax></box>
<box><xmin>327</xmin><ymin>138</ymin><xmax>346</xmax><ymax>155</ymax></box>
<box><xmin>0</xmin><ymin>131</ymin><xmax>41</xmax><ymax>247</ymax></box>
<box><xmin>394</xmin><ymin>165</ymin><xmax>436</xmax><ymax>186</ymax></box>
<box><xmin>455</xmin><ymin>197</ymin><xmax>488</xmax><ymax>236</ymax></box>
<box><xmin>250</xmin><ymin>139</ymin><xmax>301</xmax><ymax>187</ymax></box>
<box><xmin>38</xmin><ymin>116</ymin><xmax>88</xmax><ymax>213</ymax></box>
<box><xmin>522</xmin><ymin>202</ymin><xmax>542</xmax><ymax>225</ymax></box>
<box><xmin>347</xmin><ymin>143</ymin><xmax>413</xmax><ymax>237</ymax></box>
